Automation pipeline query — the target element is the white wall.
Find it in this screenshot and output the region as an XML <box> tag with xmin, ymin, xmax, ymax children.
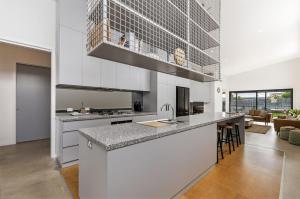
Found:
<box><xmin>0</xmin><ymin>42</ymin><xmax>51</xmax><ymax>146</ymax></box>
<box><xmin>56</xmin><ymin>89</ymin><xmax>132</xmax><ymax>110</ymax></box>
<box><xmin>224</xmin><ymin>58</ymin><xmax>300</xmax><ymax>110</ymax></box>
<box><xmin>0</xmin><ymin>0</ymin><xmax>56</xmax><ymax>158</ymax></box>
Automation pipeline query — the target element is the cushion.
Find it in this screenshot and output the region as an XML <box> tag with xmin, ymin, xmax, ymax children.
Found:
<box><xmin>252</xmin><ymin>116</ymin><xmax>264</xmax><ymax>120</ymax></box>
<box><xmin>249</xmin><ymin>110</ymin><xmax>255</xmax><ymax>116</ymax></box>
<box><xmin>280</xmin><ymin>126</ymin><xmax>295</xmax><ymax>140</ymax></box>
<box><xmin>259</xmin><ymin>110</ymin><xmax>267</xmax><ymax>117</ymax></box>
<box><xmin>254</xmin><ymin>110</ymin><xmax>261</xmax><ymax>116</ymax></box>
<box><xmin>289</xmin><ymin>129</ymin><xmax>300</xmax><ymax>145</ymax></box>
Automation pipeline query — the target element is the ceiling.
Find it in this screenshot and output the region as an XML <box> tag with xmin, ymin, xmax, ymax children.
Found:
<box><xmin>220</xmin><ymin>0</ymin><xmax>300</xmax><ymax>76</ymax></box>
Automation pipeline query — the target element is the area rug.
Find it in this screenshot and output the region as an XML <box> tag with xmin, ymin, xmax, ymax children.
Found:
<box><xmin>245</xmin><ymin>124</ymin><xmax>271</xmax><ymax>134</ymax></box>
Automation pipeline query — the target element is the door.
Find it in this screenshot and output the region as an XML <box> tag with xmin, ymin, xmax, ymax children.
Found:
<box><xmin>16</xmin><ymin>64</ymin><xmax>51</xmax><ymax>143</ymax></box>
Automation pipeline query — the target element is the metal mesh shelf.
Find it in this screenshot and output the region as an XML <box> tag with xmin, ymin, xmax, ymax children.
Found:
<box><xmin>190</xmin><ymin>0</ymin><xmax>219</xmax><ymax>32</ymax></box>
<box><xmin>189</xmin><ymin>20</ymin><xmax>219</xmax><ymax>50</ymax></box>
<box><xmin>87</xmin><ymin>0</ymin><xmax>220</xmax><ymax>81</ymax></box>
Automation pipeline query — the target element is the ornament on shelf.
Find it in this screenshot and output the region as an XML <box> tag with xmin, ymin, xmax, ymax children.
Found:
<box><xmin>174</xmin><ymin>48</ymin><xmax>186</xmax><ymax>66</ymax></box>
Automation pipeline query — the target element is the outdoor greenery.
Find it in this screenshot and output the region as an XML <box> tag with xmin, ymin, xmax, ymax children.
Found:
<box><xmin>288</xmin><ymin>109</ymin><xmax>300</xmax><ymax>117</ymax></box>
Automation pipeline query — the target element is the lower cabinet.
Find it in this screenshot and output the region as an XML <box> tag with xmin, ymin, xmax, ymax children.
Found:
<box><xmin>57</xmin><ymin>115</ymin><xmax>157</xmax><ymax>167</ymax></box>
<box><xmin>58</xmin><ymin>119</ymin><xmax>110</xmax><ymax>167</ymax></box>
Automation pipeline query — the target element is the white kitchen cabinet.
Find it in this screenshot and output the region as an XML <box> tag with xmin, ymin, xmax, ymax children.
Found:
<box><xmin>82</xmin><ymin>35</ymin><xmax>102</xmax><ymax>87</ymax></box>
<box><xmin>58</xmin><ymin>0</ymin><xmax>86</xmax><ymax>33</ymax></box>
<box><xmin>58</xmin><ymin>26</ymin><xmax>83</xmax><ymax>85</ymax></box>
<box><xmin>116</xmin><ymin>63</ymin><xmax>132</xmax><ymax>90</ymax></box>
<box><xmin>139</xmin><ymin>69</ymin><xmax>150</xmax><ymax>91</ymax></box>
<box><xmin>101</xmin><ymin>59</ymin><xmax>117</xmax><ymax>89</ymax></box>
<box><xmin>58</xmin><ymin>118</ymin><xmax>111</xmax><ymax>167</ymax></box>
<box><xmin>130</xmin><ymin>66</ymin><xmax>140</xmax><ymax>91</ymax></box>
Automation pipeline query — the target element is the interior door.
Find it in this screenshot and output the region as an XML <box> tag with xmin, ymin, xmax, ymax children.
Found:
<box><xmin>16</xmin><ymin>64</ymin><xmax>51</xmax><ymax>143</ymax></box>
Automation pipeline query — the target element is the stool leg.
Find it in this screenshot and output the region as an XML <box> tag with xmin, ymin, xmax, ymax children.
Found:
<box><xmin>230</xmin><ymin>129</ymin><xmax>235</xmax><ymax>151</ymax></box>
<box><xmin>217</xmin><ymin>136</ymin><xmax>219</xmax><ymax>163</ymax></box>
<box><xmin>227</xmin><ymin>129</ymin><xmax>231</xmax><ymax>154</ymax></box>
<box><xmin>235</xmin><ymin>125</ymin><xmax>240</xmax><ymax>147</ymax></box>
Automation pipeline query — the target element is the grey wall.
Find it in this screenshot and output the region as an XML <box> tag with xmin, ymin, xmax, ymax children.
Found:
<box><xmin>56</xmin><ymin>88</ymin><xmax>132</xmax><ymax>110</ymax></box>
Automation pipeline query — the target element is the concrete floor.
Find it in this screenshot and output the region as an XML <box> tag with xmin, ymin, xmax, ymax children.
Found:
<box><xmin>0</xmin><ymin>124</ymin><xmax>299</xmax><ymax>199</ymax></box>
<box><xmin>246</xmin><ymin>122</ymin><xmax>300</xmax><ymax>199</ymax></box>
<box><xmin>0</xmin><ymin>139</ymin><xmax>72</xmax><ymax>199</ymax></box>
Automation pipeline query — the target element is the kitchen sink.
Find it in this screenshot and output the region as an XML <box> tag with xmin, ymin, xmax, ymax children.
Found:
<box><xmin>158</xmin><ymin>119</ymin><xmax>184</xmax><ymax>124</ymax></box>
<box><xmin>137</xmin><ymin>119</ymin><xmax>184</xmax><ymax>128</ymax></box>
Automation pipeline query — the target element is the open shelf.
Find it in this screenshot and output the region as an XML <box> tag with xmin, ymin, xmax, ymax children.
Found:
<box><xmin>87</xmin><ymin>0</ymin><xmax>221</xmax><ymax>82</ymax></box>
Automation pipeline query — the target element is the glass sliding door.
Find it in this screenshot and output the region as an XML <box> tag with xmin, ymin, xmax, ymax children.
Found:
<box><xmin>257</xmin><ymin>92</ymin><xmax>266</xmax><ymax>110</ymax></box>
<box><xmin>229</xmin><ymin>89</ymin><xmax>293</xmax><ymax>113</ymax></box>
<box><xmin>266</xmin><ymin>90</ymin><xmax>292</xmax><ymax>111</ymax></box>
<box><xmin>230</xmin><ymin>92</ymin><xmax>237</xmax><ymax>112</ymax></box>
<box><xmin>236</xmin><ymin>92</ymin><xmax>256</xmax><ymax>113</ymax></box>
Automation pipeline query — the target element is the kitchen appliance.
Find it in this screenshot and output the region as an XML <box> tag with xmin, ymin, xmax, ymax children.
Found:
<box><xmin>190</xmin><ymin>102</ymin><xmax>204</xmax><ymax>115</ymax></box>
<box><xmin>176</xmin><ymin>86</ymin><xmax>190</xmax><ymax>117</ymax></box>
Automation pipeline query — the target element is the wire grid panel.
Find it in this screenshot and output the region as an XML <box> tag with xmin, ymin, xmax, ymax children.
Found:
<box><xmin>190</xmin><ymin>0</ymin><xmax>219</xmax><ymax>32</ymax></box>
<box><xmin>169</xmin><ymin>0</ymin><xmax>188</xmax><ymax>14</ymax></box>
<box><xmin>87</xmin><ymin>0</ymin><xmax>221</xmax><ymax>81</ymax></box>
<box><xmin>115</xmin><ymin>0</ymin><xmax>188</xmax><ymax>40</ymax></box>
<box><xmin>189</xmin><ymin>20</ymin><xmax>219</xmax><ymax>50</ymax></box>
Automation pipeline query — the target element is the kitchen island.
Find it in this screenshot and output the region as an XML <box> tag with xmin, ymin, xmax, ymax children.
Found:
<box><xmin>79</xmin><ymin>113</ymin><xmax>245</xmax><ymax>199</ymax></box>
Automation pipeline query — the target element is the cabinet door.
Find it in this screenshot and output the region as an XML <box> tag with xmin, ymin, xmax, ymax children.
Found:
<box><xmin>101</xmin><ymin>59</ymin><xmax>116</xmax><ymax>89</ymax></box>
<box><xmin>139</xmin><ymin>69</ymin><xmax>150</xmax><ymax>91</ymax></box>
<box><xmin>58</xmin><ymin>26</ymin><xmax>82</xmax><ymax>85</ymax></box>
<box><xmin>131</xmin><ymin>66</ymin><xmax>141</xmax><ymax>91</ymax></box>
<box><xmin>82</xmin><ymin>35</ymin><xmax>101</xmax><ymax>87</ymax></box>
<box><xmin>116</xmin><ymin>63</ymin><xmax>131</xmax><ymax>90</ymax></box>
<box><xmin>59</xmin><ymin>0</ymin><xmax>85</xmax><ymax>32</ymax></box>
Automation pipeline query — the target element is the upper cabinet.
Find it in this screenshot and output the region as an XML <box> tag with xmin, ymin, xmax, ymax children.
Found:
<box><xmin>86</xmin><ymin>0</ymin><xmax>221</xmax><ymax>82</ymax></box>
<box><xmin>59</xmin><ymin>0</ymin><xmax>86</xmax><ymax>32</ymax></box>
<box><xmin>58</xmin><ymin>26</ymin><xmax>83</xmax><ymax>86</ymax></box>
<box><xmin>57</xmin><ymin>0</ymin><xmax>150</xmax><ymax>91</ymax></box>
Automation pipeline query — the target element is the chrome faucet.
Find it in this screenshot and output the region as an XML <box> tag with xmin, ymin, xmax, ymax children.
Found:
<box><xmin>160</xmin><ymin>103</ymin><xmax>175</xmax><ymax>121</ymax></box>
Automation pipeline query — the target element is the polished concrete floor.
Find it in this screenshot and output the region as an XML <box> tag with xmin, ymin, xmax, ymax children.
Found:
<box><xmin>0</xmin><ymin>139</ymin><xmax>72</xmax><ymax>199</ymax></box>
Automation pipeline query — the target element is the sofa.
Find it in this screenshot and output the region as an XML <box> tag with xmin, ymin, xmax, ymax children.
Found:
<box><xmin>274</xmin><ymin>119</ymin><xmax>300</xmax><ymax>133</ymax></box>
<box><xmin>247</xmin><ymin>110</ymin><xmax>272</xmax><ymax>125</ymax></box>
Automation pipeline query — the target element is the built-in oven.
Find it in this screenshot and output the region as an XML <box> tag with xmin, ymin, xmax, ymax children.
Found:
<box><xmin>190</xmin><ymin>102</ymin><xmax>204</xmax><ymax>115</ymax></box>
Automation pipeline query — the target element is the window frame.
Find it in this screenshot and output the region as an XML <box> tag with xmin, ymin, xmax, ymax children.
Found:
<box><xmin>229</xmin><ymin>89</ymin><xmax>293</xmax><ymax>113</ymax></box>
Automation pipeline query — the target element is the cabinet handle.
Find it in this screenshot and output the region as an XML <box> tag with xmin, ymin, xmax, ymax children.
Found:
<box><xmin>87</xmin><ymin>140</ymin><xmax>93</xmax><ymax>149</ymax></box>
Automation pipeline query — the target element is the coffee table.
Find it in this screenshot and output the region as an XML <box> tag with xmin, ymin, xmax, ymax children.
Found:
<box><xmin>245</xmin><ymin>118</ymin><xmax>254</xmax><ymax>128</ymax></box>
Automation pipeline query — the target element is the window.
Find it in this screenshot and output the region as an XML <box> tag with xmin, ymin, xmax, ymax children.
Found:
<box><xmin>229</xmin><ymin>89</ymin><xmax>293</xmax><ymax>113</ymax></box>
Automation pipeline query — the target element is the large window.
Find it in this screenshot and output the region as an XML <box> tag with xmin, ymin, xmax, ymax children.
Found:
<box><xmin>229</xmin><ymin>89</ymin><xmax>293</xmax><ymax>113</ymax></box>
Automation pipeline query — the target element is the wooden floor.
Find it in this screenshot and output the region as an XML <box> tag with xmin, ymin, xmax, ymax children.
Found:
<box><xmin>62</xmin><ymin>144</ymin><xmax>283</xmax><ymax>199</ymax></box>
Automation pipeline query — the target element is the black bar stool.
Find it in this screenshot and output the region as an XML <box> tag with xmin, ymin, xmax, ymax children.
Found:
<box><xmin>218</xmin><ymin>124</ymin><xmax>235</xmax><ymax>154</ymax></box>
<box><xmin>217</xmin><ymin>129</ymin><xmax>224</xmax><ymax>163</ymax></box>
<box><xmin>233</xmin><ymin>123</ymin><xmax>242</xmax><ymax>147</ymax></box>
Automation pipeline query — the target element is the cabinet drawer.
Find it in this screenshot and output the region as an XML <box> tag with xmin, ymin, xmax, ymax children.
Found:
<box><xmin>62</xmin><ymin>146</ymin><xmax>79</xmax><ymax>163</ymax></box>
<box><xmin>63</xmin><ymin>131</ymin><xmax>79</xmax><ymax>147</ymax></box>
<box><xmin>63</xmin><ymin>119</ymin><xmax>110</xmax><ymax>131</ymax></box>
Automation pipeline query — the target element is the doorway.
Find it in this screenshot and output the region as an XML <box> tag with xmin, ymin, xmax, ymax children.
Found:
<box><xmin>16</xmin><ymin>64</ymin><xmax>51</xmax><ymax>143</ymax></box>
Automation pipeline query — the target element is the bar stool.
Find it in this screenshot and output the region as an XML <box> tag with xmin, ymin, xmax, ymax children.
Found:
<box><xmin>233</xmin><ymin>123</ymin><xmax>242</xmax><ymax>147</ymax></box>
<box><xmin>218</xmin><ymin>124</ymin><xmax>235</xmax><ymax>154</ymax></box>
<box><xmin>217</xmin><ymin>129</ymin><xmax>224</xmax><ymax>163</ymax></box>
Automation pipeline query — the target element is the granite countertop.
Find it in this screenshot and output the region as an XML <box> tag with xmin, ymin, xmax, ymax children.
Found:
<box><xmin>79</xmin><ymin>112</ymin><xmax>245</xmax><ymax>151</ymax></box>
<box><xmin>56</xmin><ymin>112</ymin><xmax>157</xmax><ymax>122</ymax></box>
